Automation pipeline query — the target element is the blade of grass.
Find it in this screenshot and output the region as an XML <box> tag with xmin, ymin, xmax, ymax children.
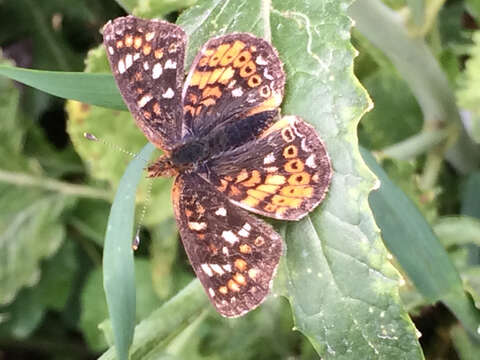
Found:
<box><xmin>0</xmin><ymin>65</ymin><xmax>125</xmax><ymax>110</ymax></box>
<box><xmin>361</xmin><ymin>148</ymin><xmax>480</xmax><ymax>339</ymax></box>
<box><xmin>103</xmin><ymin>142</ymin><xmax>156</xmax><ymax>360</ymax></box>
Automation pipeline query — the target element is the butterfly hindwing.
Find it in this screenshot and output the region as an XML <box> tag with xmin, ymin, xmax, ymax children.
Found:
<box><xmin>103</xmin><ymin>16</ymin><xmax>187</xmax><ymax>150</ymax></box>
<box><xmin>207</xmin><ymin>115</ymin><xmax>332</xmax><ymax>220</ymax></box>
<box><xmin>181</xmin><ymin>33</ymin><xmax>285</xmax><ymax>139</ymax></box>
<box><xmin>172</xmin><ymin>172</ymin><xmax>283</xmax><ymax>317</ymax></box>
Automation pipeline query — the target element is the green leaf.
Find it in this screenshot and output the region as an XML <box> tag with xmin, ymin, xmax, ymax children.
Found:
<box><xmin>461</xmin><ymin>171</ymin><xmax>480</xmax><ymax>218</ymax></box>
<box><xmin>133</xmin><ymin>0</ymin><xmax>197</xmax><ymax>18</ymax></box>
<box><xmin>0</xmin><ymin>65</ymin><xmax>125</xmax><ymax>110</ymax></box>
<box><xmin>434</xmin><ymin>216</ymin><xmax>480</xmax><ymax>249</ymax></box>
<box><xmin>457</xmin><ymin>31</ymin><xmax>480</xmax><ymax>143</ymax></box>
<box><xmin>99</xmin><ymin>280</ymin><xmax>209</xmax><ymax>360</ymax></box>
<box><xmin>450</xmin><ymin>325</ymin><xmax>480</xmax><ymax>360</ymax></box>
<box><xmin>103</xmin><ymin>143</ymin><xmax>156</xmax><ymax>360</ymax></box>
<box><xmin>362</xmin><ymin>148</ymin><xmax>480</xmax><ymax>339</ymax></box>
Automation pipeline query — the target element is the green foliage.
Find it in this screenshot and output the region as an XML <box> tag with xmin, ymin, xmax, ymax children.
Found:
<box><xmin>1</xmin><ymin>0</ymin><xmax>480</xmax><ymax>359</ymax></box>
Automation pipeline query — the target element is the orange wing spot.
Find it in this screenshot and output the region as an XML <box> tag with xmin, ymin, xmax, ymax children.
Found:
<box><xmin>116</xmin><ymin>40</ymin><xmax>124</xmax><ymax>48</ymax></box>
<box><xmin>265</xmin><ymin>174</ymin><xmax>286</xmax><ymax>185</ymax></box>
<box><xmin>202</xmin><ymin>86</ymin><xmax>222</xmax><ymax>99</ymax></box>
<box><xmin>283</xmin><ymin>145</ymin><xmax>298</xmax><ymax>158</ymax></box>
<box><xmin>224</xmin><ymin>176</ymin><xmax>233</xmax><ymax>181</ymax></box>
<box><xmin>235</xmin><ymin>169</ymin><xmax>249</xmax><ymax>183</ymax></box>
<box><xmin>143</xmin><ymin>111</ymin><xmax>152</xmax><ymax>120</ymax></box>
<box><xmin>247</xmin><ymin>91</ymin><xmax>283</xmax><ymax>117</ymax></box>
<box><xmin>248</xmin><ymin>74</ymin><xmax>262</xmax><ymax>88</ymax></box>
<box><xmin>125</xmin><ymin>34</ymin><xmax>133</xmax><ymax>47</ymax></box>
<box><xmin>260</xmin><ymin>85</ymin><xmax>271</xmax><ymax>97</ymax></box>
<box><xmin>185</xmin><ymin>209</ymin><xmax>193</xmax><ymax>217</ymax></box>
<box><xmin>272</xmin><ymin>195</ymin><xmax>302</xmax><ymax>207</ymax></box>
<box><xmin>227</xmin><ymin>279</ymin><xmax>241</xmax><ymax>292</ymax></box>
<box><xmin>241</xmin><ymin>196</ymin><xmax>260</xmax><ymax>208</ymax></box>
<box><xmin>209</xmin><ymin>44</ymin><xmax>231</xmax><ymax>67</ymax></box>
<box><xmin>217</xmin><ymin>179</ymin><xmax>229</xmax><ymax>192</ymax></box>
<box><xmin>281</xmin><ymin>127</ymin><xmax>295</xmax><ymax>142</ymax></box>
<box><xmin>288</xmin><ymin>172</ymin><xmax>311</xmax><ymax>185</ymax></box>
<box><xmin>200</xmin><ymin>98</ymin><xmax>216</xmax><ymax>107</ymax></box>
<box><xmin>185</xmin><ymin>94</ymin><xmax>196</xmax><ymax>105</ymax></box>
<box><xmin>233</xmin><ymin>273</ymin><xmax>247</xmax><ymax>286</ymax></box>
<box><xmin>135</xmin><ymin>72</ymin><xmax>143</xmax><ymax>81</ymax></box>
<box><xmin>285</xmin><ymin>159</ymin><xmax>305</xmax><ymax>173</ymax></box>
<box><xmin>234</xmin><ymin>258</ymin><xmax>248</xmax><ymax>271</ymax></box>
<box><xmin>143</xmin><ymin>43</ymin><xmax>152</xmax><ymax>55</ymax></box>
<box><xmin>136</xmin><ymin>87</ymin><xmax>144</xmax><ymax>94</ymax></box>
<box><xmin>229</xmin><ymin>185</ymin><xmax>241</xmax><ymax>197</ymax></box>
<box><xmin>233</xmin><ymin>50</ymin><xmax>252</xmax><ymax>68</ymax></box>
<box><xmin>198</xmin><ymin>56</ymin><xmax>210</xmax><ymax>67</ymax></box>
<box><xmin>184</xmin><ymin>105</ymin><xmax>195</xmax><ymax>116</ymax></box>
<box><xmin>207</xmin><ymin>67</ymin><xmax>225</xmax><ymax>85</ymax></box>
<box><xmin>281</xmin><ymin>185</ymin><xmax>313</xmax><ymax>198</ymax></box>
<box><xmin>248</xmin><ymin>268</ymin><xmax>260</xmax><ymax>280</ymax></box>
<box><xmin>168</xmin><ymin>42</ymin><xmax>179</xmax><ymax>53</ymax></box>
<box><xmin>247</xmin><ymin>189</ymin><xmax>269</xmax><ymax>201</ymax></box>
<box><xmin>220</xmin><ymin>40</ymin><xmax>246</xmax><ymax>66</ymax></box>
<box><xmin>197</xmin><ymin>234</ymin><xmax>205</xmax><ymax>240</ymax></box>
<box><xmin>209</xmin><ymin>243</ymin><xmax>218</xmax><ymax>255</ymax></box>
<box><xmin>195</xmin><ymin>71</ymin><xmax>212</xmax><ymax>89</ymax></box>
<box><xmin>256</xmin><ymin>184</ymin><xmax>280</xmax><ymax>194</ymax></box>
<box><xmin>254</xmin><ymin>236</ymin><xmax>265</xmax><ymax>247</ymax></box>
<box><xmin>239</xmin><ymin>61</ymin><xmax>256</xmax><ymax>78</ymax></box>
<box><xmin>195</xmin><ymin>105</ymin><xmax>203</xmax><ymax>116</ymax></box>
<box><xmin>154</xmin><ymin>49</ymin><xmax>164</xmax><ymax>59</ymax></box>
<box><xmin>239</xmin><ymin>244</ymin><xmax>252</xmax><ymax>254</ymax></box>
<box><xmin>218</xmin><ymin>66</ymin><xmax>235</xmax><ymax>85</ymax></box>
<box><xmin>219</xmin><ymin>286</ymin><xmax>228</xmax><ymax>295</ymax></box>
<box><xmin>263</xmin><ymin>203</ymin><xmax>277</xmax><ymax>212</ymax></box>
<box><xmin>241</xmin><ymin>170</ymin><xmax>262</xmax><ymax>187</ymax></box>
<box><xmin>134</xmin><ymin>36</ymin><xmax>142</xmax><ymax>49</ymax></box>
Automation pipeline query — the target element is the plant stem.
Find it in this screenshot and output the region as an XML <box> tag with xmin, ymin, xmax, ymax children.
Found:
<box><xmin>379</xmin><ymin>127</ymin><xmax>450</xmax><ymax>160</ymax></box>
<box><xmin>349</xmin><ymin>0</ymin><xmax>480</xmax><ymax>174</ymax></box>
<box><xmin>0</xmin><ymin>169</ymin><xmax>112</xmax><ymax>201</ymax></box>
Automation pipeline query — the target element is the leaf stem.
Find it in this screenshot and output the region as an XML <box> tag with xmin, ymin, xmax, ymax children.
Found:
<box><xmin>261</xmin><ymin>0</ymin><xmax>272</xmax><ymax>42</ymax></box>
<box><xmin>378</xmin><ymin>127</ymin><xmax>450</xmax><ymax>160</ymax></box>
<box><xmin>349</xmin><ymin>0</ymin><xmax>480</xmax><ymax>173</ymax></box>
<box><xmin>0</xmin><ymin>169</ymin><xmax>112</xmax><ymax>201</ymax></box>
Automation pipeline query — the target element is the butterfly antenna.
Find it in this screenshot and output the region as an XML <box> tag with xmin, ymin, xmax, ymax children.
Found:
<box><xmin>132</xmin><ymin>176</ymin><xmax>154</xmax><ymax>250</ymax></box>
<box><xmin>83</xmin><ymin>132</ymin><xmax>149</xmax><ymax>163</ymax></box>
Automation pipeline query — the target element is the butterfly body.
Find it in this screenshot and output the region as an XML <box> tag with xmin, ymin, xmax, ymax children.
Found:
<box><xmin>103</xmin><ymin>16</ymin><xmax>332</xmax><ymax>317</ymax></box>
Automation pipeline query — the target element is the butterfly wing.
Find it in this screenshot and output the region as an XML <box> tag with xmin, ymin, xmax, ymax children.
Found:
<box><xmin>103</xmin><ymin>16</ymin><xmax>187</xmax><ymax>150</ymax></box>
<box><xmin>172</xmin><ymin>172</ymin><xmax>283</xmax><ymax>317</ymax></box>
<box><xmin>181</xmin><ymin>33</ymin><xmax>285</xmax><ymax>141</ymax></box>
<box><xmin>206</xmin><ymin>115</ymin><xmax>332</xmax><ymax>220</ymax></box>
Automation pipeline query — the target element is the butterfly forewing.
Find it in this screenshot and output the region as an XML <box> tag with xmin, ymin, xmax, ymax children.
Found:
<box><xmin>103</xmin><ymin>16</ymin><xmax>187</xmax><ymax>150</ymax></box>
<box><xmin>207</xmin><ymin>115</ymin><xmax>332</xmax><ymax>220</ymax></box>
<box><xmin>182</xmin><ymin>33</ymin><xmax>285</xmax><ymax>139</ymax></box>
<box><xmin>172</xmin><ymin>173</ymin><xmax>283</xmax><ymax>317</ymax></box>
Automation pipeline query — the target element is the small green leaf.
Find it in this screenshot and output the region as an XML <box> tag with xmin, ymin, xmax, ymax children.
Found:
<box><xmin>362</xmin><ymin>148</ymin><xmax>480</xmax><ymax>339</ymax></box>
<box><xmin>434</xmin><ymin>216</ymin><xmax>480</xmax><ymax>249</ymax></box>
<box><xmin>103</xmin><ymin>143</ymin><xmax>156</xmax><ymax>360</ymax></box>
<box><xmin>0</xmin><ymin>65</ymin><xmax>125</xmax><ymax>110</ymax></box>
<box><xmin>450</xmin><ymin>324</ymin><xmax>480</xmax><ymax>360</ymax></box>
<box><xmin>461</xmin><ymin>171</ymin><xmax>480</xmax><ymax>217</ymax></box>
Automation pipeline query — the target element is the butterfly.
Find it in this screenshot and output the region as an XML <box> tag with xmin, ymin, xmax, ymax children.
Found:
<box><xmin>103</xmin><ymin>15</ymin><xmax>332</xmax><ymax>317</ymax></box>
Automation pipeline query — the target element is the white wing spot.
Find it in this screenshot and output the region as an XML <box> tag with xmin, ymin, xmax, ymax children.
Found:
<box><xmin>222</xmin><ymin>264</ymin><xmax>232</xmax><ymax>272</ymax></box>
<box><xmin>208</xmin><ymin>288</ymin><xmax>215</xmax><ymax>297</ymax></box>
<box><xmin>264</xmin><ymin>68</ymin><xmax>274</xmax><ymax>80</ymax></box>
<box><xmin>133</xmin><ymin>52</ymin><xmax>140</xmax><ymax>61</ymax></box>
<box><xmin>215</xmin><ymin>207</ymin><xmax>227</xmax><ymax>216</ymax></box>
<box><xmin>143</xmin><ymin>61</ymin><xmax>149</xmax><ymax>70</ymax></box>
<box><xmin>164</xmin><ymin>59</ymin><xmax>177</xmax><ymax>69</ymax></box>
<box><xmin>201</xmin><ymin>264</ymin><xmax>213</xmax><ymax>277</ymax></box>
<box><xmin>162</xmin><ymin>88</ymin><xmax>175</xmax><ymax>99</ymax></box>
<box><xmin>188</xmin><ymin>221</ymin><xmax>207</xmax><ymax>231</ymax></box>
<box><xmin>243</xmin><ymin>223</ymin><xmax>252</xmax><ymax>231</ymax></box>
<box><xmin>222</xmin><ymin>246</ymin><xmax>229</xmax><ymax>256</ymax></box>
<box><xmin>265</xmin><ymin>166</ymin><xmax>278</xmax><ymax>173</ymax></box>
<box><xmin>152</xmin><ymin>63</ymin><xmax>162</xmax><ymax>79</ymax></box>
<box><xmin>306</xmin><ymin>154</ymin><xmax>317</xmax><ymax>168</ymax></box>
<box><xmin>301</xmin><ymin>137</ymin><xmax>311</xmax><ymax>151</ymax></box>
<box><xmin>222</xmin><ymin>230</ymin><xmax>239</xmax><ymax>244</ymax></box>
<box><xmin>145</xmin><ymin>32</ymin><xmax>155</xmax><ymax>41</ymax></box>
<box><xmin>210</xmin><ymin>264</ymin><xmax>225</xmax><ymax>275</ymax></box>
<box><xmin>227</xmin><ymin>80</ymin><xmax>237</xmax><ymax>89</ymax></box>
<box><xmin>263</xmin><ymin>152</ymin><xmax>275</xmax><ymax>164</ymax></box>
<box><xmin>238</xmin><ymin>229</ymin><xmax>249</xmax><ymax>238</ymax></box>
<box><xmin>118</xmin><ymin>59</ymin><xmax>125</xmax><ymax>74</ymax></box>
<box><xmin>125</xmin><ymin>54</ymin><xmax>133</xmax><ymax>69</ymax></box>
<box><xmin>232</xmin><ymin>88</ymin><xmax>243</xmax><ymax>97</ymax></box>
<box><xmin>138</xmin><ymin>94</ymin><xmax>153</xmax><ymax>108</ymax></box>
<box><xmin>256</xmin><ymin>55</ymin><xmax>267</xmax><ymax>65</ymax></box>
<box><xmin>108</xmin><ymin>46</ymin><xmax>114</xmax><ymax>55</ymax></box>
